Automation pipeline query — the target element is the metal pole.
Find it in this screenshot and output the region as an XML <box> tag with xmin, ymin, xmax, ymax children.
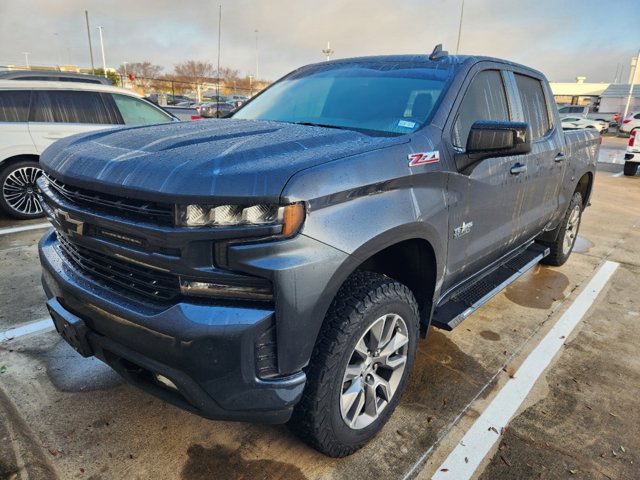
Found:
<box><xmin>85</xmin><ymin>11</ymin><xmax>95</xmax><ymax>72</ymax></box>
<box><xmin>22</xmin><ymin>52</ymin><xmax>30</xmax><ymax>69</ymax></box>
<box><xmin>623</xmin><ymin>48</ymin><xmax>640</xmax><ymax>121</ymax></box>
<box><xmin>456</xmin><ymin>0</ymin><xmax>465</xmax><ymax>54</ymax></box>
<box><xmin>97</xmin><ymin>26</ymin><xmax>107</xmax><ymax>78</ymax></box>
<box><xmin>255</xmin><ymin>29</ymin><xmax>259</xmax><ymax>80</ymax></box>
<box><xmin>217</xmin><ymin>4</ymin><xmax>221</xmax><ymax>114</ymax></box>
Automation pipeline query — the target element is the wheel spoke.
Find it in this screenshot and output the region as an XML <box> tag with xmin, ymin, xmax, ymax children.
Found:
<box><xmin>344</xmin><ymin>363</ymin><xmax>362</xmax><ymax>381</ymax></box>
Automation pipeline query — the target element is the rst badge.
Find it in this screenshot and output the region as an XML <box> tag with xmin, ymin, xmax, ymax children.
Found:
<box><xmin>408</xmin><ymin>151</ymin><xmax>439</xmax><ymax>167</ymax></box>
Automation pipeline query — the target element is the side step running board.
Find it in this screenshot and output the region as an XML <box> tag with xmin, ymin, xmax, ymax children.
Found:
<box><xmin>431</xmin><ymin>243</ymin><xmax>549</xmax><ymax>331</ymax></box>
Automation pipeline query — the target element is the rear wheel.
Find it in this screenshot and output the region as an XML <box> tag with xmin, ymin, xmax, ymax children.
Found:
<box><xmin>288</xmin><ymin>271</ymin><xmax>419</xmax><ymax>457</ymax></box>
<box><xmin>540</xmin><ymin>192</ymin><xmax>583</xmax><ymax>266</ymax></box>
<box><xmin>624</xmin><ymin>162</ymin><xmax>639</xmax><ymax>176</ymax></box>
<box><xmin>0</xmin><ymin>160</ymin><xmax>45</xmax><ymax>219</ymax></box>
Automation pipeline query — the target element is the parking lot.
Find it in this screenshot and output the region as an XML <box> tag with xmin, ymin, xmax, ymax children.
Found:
<box><xmin>1</xmin><ymin>135</ymin><xmax>639</xmax><ymax>480</ymax></box>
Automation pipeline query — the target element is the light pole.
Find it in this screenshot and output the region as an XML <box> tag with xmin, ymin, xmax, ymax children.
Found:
<box><xmin>96</xmin><ymin>26</ymin><xmax>107</xmax><ymax>78</ymax></box>
<box><xmin>249</xmin><ymin>75</ymin><xmax>253</xmax><ymax>96</ymax></box>
<box><xmin>623</xmin><ymin>48</ymin><xmax>640</xmax><ymax>121</ymax></box>
<box><xmin>85</xmin><ymin>10</ymin><xmax>95</xmax><ymax>72</ymax></box>
<box><xmin>456</xmin><ymin>0</ymin><xmax>465</xmax><ymax>54</ymax></box>
<box><xmin>322</xmin><ymin>41</ymin><xmax>334</xmax><ymax>61</ymax></box>
<box><xmin>255</xmin><ymin>29</ymin><xmax>259</xmax><ymax>80</ymax></box>
<box><xmin>22</xmin><ymin>52</ymin><xmax>30</xmax><ymax>69</ymax></box>
<box><xmin>122</xmin><ymin>61</ymin><xmax>128</xmax><ymax>87</ymax></box>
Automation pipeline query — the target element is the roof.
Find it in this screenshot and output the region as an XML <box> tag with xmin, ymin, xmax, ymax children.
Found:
<box><xmin>0</xmin><ymin>79</ymin><xmax>141</xmax><ymax>97</ymax></box>
<box><xmin>600</xmin><ymin>84</ymin><xmax>640</xmax><ymax>98</ymax></box>
<box><xmin>549</xmin><ymin>82</ymin><xmax>609</xmax><ymax>96</ymax></box>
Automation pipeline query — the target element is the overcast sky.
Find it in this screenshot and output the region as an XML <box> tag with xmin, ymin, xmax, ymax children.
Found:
<box><xmin>1</xmin><ymin>0</ymin><xmax>638</xmax><ymax>83</ymax></box>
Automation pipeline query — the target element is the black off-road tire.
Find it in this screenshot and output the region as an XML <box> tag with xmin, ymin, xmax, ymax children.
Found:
<box><xmin>624</xmin><ymin>162</ymin><xmax>639</xmax><ymax>176</ymax></box>
<box><xmin>540</xmin><ymin>191</ymin><xmax>583</xmax><ymax>266</ymax></box>
<box><xmin>288</xmin><ymin>270</ymin><xmax>419</xmax><ymax>457</ymax></box>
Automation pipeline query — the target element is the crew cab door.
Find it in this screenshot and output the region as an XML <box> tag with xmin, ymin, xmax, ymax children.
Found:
<box><xmin>504</xmin><ymin>71</ymin><xmax>566</xmax><ymax>239</ymax></box>
<box><xmin>441</xmin><ymin>68</ymin><xmax>529</xmax><ymax>292</ymax></box>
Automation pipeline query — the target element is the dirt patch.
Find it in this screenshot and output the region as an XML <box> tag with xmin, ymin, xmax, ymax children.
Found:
<box><xmin>504</xmin><ymin>266</ymin><xmax>569</xmax><ymax>309</ymax></box>
<box><xmin>181</xmin><ymin>444</ymin><xmax>307</xmax><ymax>480</ymax></box>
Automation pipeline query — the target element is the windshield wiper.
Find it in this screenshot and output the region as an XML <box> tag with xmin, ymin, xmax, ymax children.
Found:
<box><xmin>291</xmin><ymin>121</ymin><xmax>347</xmax><ymax>130</ymax></box>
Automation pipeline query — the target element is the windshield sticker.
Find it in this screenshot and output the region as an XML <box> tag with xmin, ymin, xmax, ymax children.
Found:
<box><xmin>408</xmin><ymin>151</ymin><xmax>440</xmax><ymax>167</ymax></box>
<box><xmin>397</xmin><ymin>120</ymin><xmax>417</xmax><ymax>129</ymax></box>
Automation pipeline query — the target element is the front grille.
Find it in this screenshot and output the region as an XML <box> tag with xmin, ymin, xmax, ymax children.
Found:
<box><xmin>57</xmin><ymin>234</ymin><xmax>180</xmax><ymax>302</ymax></box>
<box><xmin>44</xmin><ymin>174</ymin><xmax>174</xmax><ymax>226</ymax></box>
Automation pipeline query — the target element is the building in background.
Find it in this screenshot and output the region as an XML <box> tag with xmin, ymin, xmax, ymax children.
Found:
<box><xmin>549</xmin><ymin>77</ymin><xmax>609</xmax><ymax>106</ymax></box>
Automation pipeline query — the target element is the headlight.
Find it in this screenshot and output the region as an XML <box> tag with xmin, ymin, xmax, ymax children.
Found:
<box><xmin>176</xmin><ymin>202</ymin><xmax>305</xmax><ymax>236</ymax></box>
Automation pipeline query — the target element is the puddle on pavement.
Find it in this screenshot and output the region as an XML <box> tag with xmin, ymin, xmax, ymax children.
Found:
<box><xmin>480</xmin><ymin>330</ymin><xmax>501</xmax><ymax>341</ymax></box>
<box><xmin>333</xmin><ymin>330</ymin><xmax>493</xmax><ymax>479</ymax></box>
<box><xmin>504</xmin><ymin>265</ymin><xmax>569</xmax><ymax>309</ymax></box>
<box><xmin>572</xmin><ymin>235</ymin><xmax>593</xmax><ymax>254</ymax></box>
<box><xmin>181</xmin><ymin>444</ymin><xmax>307</xmax><ymax>480</ymax></box>
<box><xmin>28</xmin><ymin>339</ymin><xmax>123</xmax><ymax>392</ymax></box>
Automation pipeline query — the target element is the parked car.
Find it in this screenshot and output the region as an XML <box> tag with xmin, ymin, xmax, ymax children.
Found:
<box><xmin>558</xmin><ymin>105</ymin><xmax>590</xmax><ymax>116</ymax></box>
<box><xmin>0</xmin><ymin>80</ymin><xmax>177</xmax><ymax>218</ymax></box>
<box><xmin>556</xmin><ymin>104</ymin><xmax>620</xmax><ymax>126</ymax></box>
<box><xmin>37</xmin><ymin>50</ymin><xmax>598</xmax><ymax>457</ymax></box>
<box><xmin>619</xmin><ymin>112</ymin><xmax>640</xmax><ymax>135</ymax></box>
<box><xmin>623</xmin><ymin>130</ymin><xmax>639</xmax><ymax>176</ymax></box>
<box><xmin>561</xmin><ymin>116</ymin><xmax>607</xmax><ymax>133</ymax></box>
<box><xmin>199</xmin><ymin>101</ymin><xmax>236</xmax><ymax>118</ymax></box>
<box><xmin>162</xmin><ymin>105</ymin><xmax>203</xmax><ymax>121</ymax></box>
<box><xmin>0</xmin><ymin>70</ymin><xmax>111</xmax><ymax>85</ymax></box>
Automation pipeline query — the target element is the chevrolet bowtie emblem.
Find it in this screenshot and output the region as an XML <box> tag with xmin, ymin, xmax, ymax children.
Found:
<box><xmin>54</xmin><ymin>209</ymin><xmax>84</xmax><ymax>235</ymax></box>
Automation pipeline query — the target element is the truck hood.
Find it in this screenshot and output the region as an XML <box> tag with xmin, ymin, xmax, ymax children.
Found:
<box><xmin>40</xmin><ymin>119</ymin><xmax>406</xmax><ymax>204</ymax></box>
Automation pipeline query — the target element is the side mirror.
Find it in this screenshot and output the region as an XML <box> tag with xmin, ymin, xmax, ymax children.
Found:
<box><xmin>455</xmin><ymin>120</ymin><xmax>531</xmax><ymax>172</ymax></box>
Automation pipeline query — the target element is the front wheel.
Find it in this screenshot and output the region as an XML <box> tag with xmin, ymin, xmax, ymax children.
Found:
<box><xmin>288</xmin><ymin>271</ymin><xmax>419</xmax><ymax>457</ymax></box>
<box><xmin>0</xmin><ymin>160</ymin><xmax>45</xmax><ymax>219</ymax></box>
<box><xmin>540</xmin><ymin>191</ymin><xmax>583</xmax><ymax>266</ymax></box>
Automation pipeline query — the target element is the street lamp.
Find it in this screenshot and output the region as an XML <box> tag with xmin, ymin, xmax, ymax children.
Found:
<box><xmin>96</xmin><ymin>26</ymin><xmax>107</xmax><ymax>78</ymax></box>
<box><xmin>255</xmin><ymin>29</ymin><xmax>259</xmax><ymax>79</ymax></box>
<box><xmin>322</xmin><ymin>41</ymin><xmax>334</xmax><ymax>61</ymax></box>
<box><xmin>21</xmin><ymin>52</ymin><xmax>30</xmax><ymax>69</ymax></box>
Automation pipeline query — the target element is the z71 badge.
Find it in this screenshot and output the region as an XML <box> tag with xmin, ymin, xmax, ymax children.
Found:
<box><xmin>408</xmin><ymin>151</ymin><xmax>439</xmax><ymax>167</ymax></box>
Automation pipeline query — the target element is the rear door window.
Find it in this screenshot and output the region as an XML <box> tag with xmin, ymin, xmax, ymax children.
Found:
<box><xmin>30</xmin><ymin>90</ymin><xmax>122</xmax><ymax>124</ymax></box>
<box><xmin>514</xmin><ymin>74</ymin><xmax>551</xmax><ymax>140</ymax></box>
<box><xmin>112</xmin><ymin>94</ymin><xmax>173</xmax><ymax>125</ymax></box>
<box><xmin>452</xmin><ymin>70</ymin><xmax>510</xmax><ymax>149</ymax></box>
<box><xmin>0</xmin><ymin>90</ymin><xmax>31</xmax><ymax>122</ymax></box>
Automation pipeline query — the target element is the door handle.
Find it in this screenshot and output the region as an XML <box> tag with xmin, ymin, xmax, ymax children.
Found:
<box><xmin>554</xmin><ymin>153</ymin><xmax>566</xmax><ymax>162</ymax></box>
<box><xmin>510</xmin><ymin>164</ymin><xmax>527</xmax><ymax>175</ymax></box>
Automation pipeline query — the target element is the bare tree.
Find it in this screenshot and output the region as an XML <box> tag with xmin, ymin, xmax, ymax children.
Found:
<box><xmin>117</xmin><ymin>61</ymin><xmax>164</xmax><ymax>91</ymax></box>
<box><xmin>173</xmin><ymin>60</ymin><xmax>217</xmax><ymax>100</ymax></box>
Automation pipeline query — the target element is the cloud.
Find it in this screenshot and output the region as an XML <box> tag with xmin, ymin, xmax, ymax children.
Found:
<box><xmin>0</xmin><ymin>0</ymin><xmax>637</xmax><ymax>83</ymax></box>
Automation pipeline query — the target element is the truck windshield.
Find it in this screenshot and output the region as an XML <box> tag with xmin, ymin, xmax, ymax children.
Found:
<box><xmin>233</xmin><ymin>61</ymin><xmax>453</xmax><ymax>136</ymax></box>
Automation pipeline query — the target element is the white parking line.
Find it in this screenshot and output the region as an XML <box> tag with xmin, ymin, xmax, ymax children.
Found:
<box><xmin>0</xmin><ymin>317</ymin><xmax>54</xmax><ymax>342</ymax></box>
<box><xmin>613</xmin><ymin>171</ymin><xmax>624</xmax><ymax>177</ymax></box>
<box><xmin>428</xmin><ymin>260</ymin><xmax>619</xmax><ymax>480</ymax></box>
<box><xmin>0</xmin><ymin>222</ymin><xmax>50</xmax><ymax>236</ymax></box>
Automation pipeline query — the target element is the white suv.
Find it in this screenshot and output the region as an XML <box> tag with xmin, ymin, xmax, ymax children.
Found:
<box><xmin>620</xmin><ymin>112</ymin><xmax>640</xmax><ymax>135</ymax></box>
<box><xmin>0</xmin><ymin>80</ymin><xmax>176</xmax><ymax>218</ymax></box>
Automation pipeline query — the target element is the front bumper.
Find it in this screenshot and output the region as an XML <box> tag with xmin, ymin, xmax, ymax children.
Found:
<box><xmin>39</xmin><ymin>229</ymin><xmax>305</xmax><ymax>423</ymax></box>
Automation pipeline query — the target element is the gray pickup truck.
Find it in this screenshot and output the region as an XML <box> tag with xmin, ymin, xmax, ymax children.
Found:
<box><xmin>37</xmin><ymin>47</ymin><xmax>599</xmax><ymax>457</ymax></box>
